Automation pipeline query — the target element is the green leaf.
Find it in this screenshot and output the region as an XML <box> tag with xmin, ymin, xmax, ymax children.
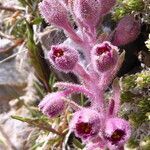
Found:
<box><xmin>73</xmin><ymin>138</ymin><xmax>85</xmax><ymax>149</ymax></box>
<box><xmin>31</xmin><ymin>142</ymin><xmax>44</xmax><ymax>150</ymax></box>
<box><xmin>49</xmin><ymin>73</ymin><xmax>57</xmax><ymax>92</ymax></box>
<box><xmin>26</xmin><ymin>20</ymin><xmax>51</xmax><ymax>92</ymax></box>
<box><xmin>33</xmin><ymin>81</ymin><xmax>45</xmax><ymax>98</ymax></box>
<box><xmin>0</xmin><ymin>139</ymin><xmax>5</xmax><ymax>145</ymax></box>
<box><xmin>127</xmin><ymin>138</ymin><xmax>139</xmax><ymax>149</ymax></box>
<box><xmin>11</xmin><ymin>115</ymin><xmax>62</xmax><ymax>136</ymax></box>
<box><xmin>121</xmin><ymin>91</ymin><xmax>135</xmax><ymax>103</ymax></box>
<box><xmin>31</xmin><ymin>17</ymin><xmax>43</xmax><ymax>25</ymax></box>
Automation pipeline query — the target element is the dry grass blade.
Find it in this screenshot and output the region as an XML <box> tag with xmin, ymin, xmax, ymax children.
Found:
<box><xmin>26</xmin><ymin>21</ymin><xmax>51</xmax><ymax>92</ymax></box>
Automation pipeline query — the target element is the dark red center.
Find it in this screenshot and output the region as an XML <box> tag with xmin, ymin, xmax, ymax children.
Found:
<box><xmin>53</xmin><ymin>48</ymin><xmax>64</xmax><ymax>58</ymax></box>
<box><xmin>97</xmin><ymin>43</ymin><xmax>111</xmax><ymax>55</ymax></box>
<box><xmin>108</xmin><ymin>129</ymin><xmax>125</xmax><ymax>144</ymax></box>
<box><xmin>76</xmin><ymin>122</ymin><xmax>92</xmax><ymax>135</ymax></box>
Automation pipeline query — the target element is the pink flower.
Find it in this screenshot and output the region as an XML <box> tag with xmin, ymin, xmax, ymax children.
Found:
<box><xmin>73</xmin><ymin>0</ymin><xmax>101</xmax><ymax>28</ymax></box>
<box><xmin>39</xmin><ymin>0</ymin><xmax>70</xmax><ymax>29</ymax></box>
<box><xmin>70</xmin><ymin>109</ymin><xmax>101</xmax><ymax>140</ymax></box>
<box><xmin>39</xmin><ymin>91</ymin><xmax>67</xmax><ymax>118</ymax></box>
<box><xmin>91</xmin><ymin>41</ymin><xmax>119</xmax><ymax>73</ymax></box>
<box><xmin>112</xmin><ymin>15</ymin><xmax>141</xmax><ymax>46</ymax></box>
<box><xmin>48</xmin><ymin>44</ymin><xmax>79</xmax><ymax>72</ymax></box>
<box><xmin>104</xmin><ymin>118</ymin><xmax>131</xmax><ymax>149</ymax></box>
<box><xmin>62</xmin><ymin>0</ymin><xmax>68</xmax><ymax>5</ymax></box>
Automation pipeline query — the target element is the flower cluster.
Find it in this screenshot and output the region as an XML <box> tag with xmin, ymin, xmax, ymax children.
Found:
<box><xmin>38</xmin><ymin>0</ymin><xmax>140</xmax><ymax>149</ymax></box>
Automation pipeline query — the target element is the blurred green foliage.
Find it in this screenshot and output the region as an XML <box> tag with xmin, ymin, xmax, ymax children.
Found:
<box><xmin>113</xmin><ymin>0</ymin><xmax>148</xmax><ymax>21</ymax></box>
<box><xmin>121</xmin><ymin>71</ymin><xmax>150</xmax><ymax>149</ymax></box>
<box><xmin>26</xmin><ymin>21</ymin><xmax>51</xmax><ymax>92</ymax></box>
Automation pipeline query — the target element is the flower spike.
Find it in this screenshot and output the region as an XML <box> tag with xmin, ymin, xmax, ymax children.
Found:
<box><xmin>38</xmin><ymin>0</ymin><xmax>134</xmax><ymax>148</ymax></box>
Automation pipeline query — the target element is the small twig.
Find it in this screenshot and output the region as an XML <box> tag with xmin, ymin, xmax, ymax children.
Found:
<box><xmin>0</xmin><ymin>49</ymin><xmax>27</xmax><ymax>64</ymax></box>
<box><xmin>31</xmin><ymin>122</ymin><xmax>63</xmax><ymax>136</ymax></box>
<box><xmin>17</xmin><ymin>41</ymin><xmax>27</xmax><ymax>70</ymax></box>
<box><xmin>11</xmin><ymin>115</ymin><xmax>63</xmax><ymax>136</ymax></box>
<box><xmin>0</xmin><ymin>31</ymin><xmax>15</xmax><ymax>40</ymax></box>
<box><xmin>0</xmin><ymin>125</ymin><xmax>17</xmax><ymax>150</ymax></box>
<box><xmin>0</xmin><ymin>4</ymin><xmax>25</xmax><ymax>12</ymax></box>
<box><xmin>0</xmin><ymin>38</ymin><xmax>24</xmax><ymax>53</ymax></box>
<box><xmin>37</xmin><ymin>124</ymin><xmax>63</xmax><ymax>136</ymax></box>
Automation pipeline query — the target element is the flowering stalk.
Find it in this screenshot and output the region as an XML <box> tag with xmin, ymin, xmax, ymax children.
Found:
<box><xmin>38</xmin><ymin>0</ymin><xmax>141</xmax><ymax>149</ymax></box>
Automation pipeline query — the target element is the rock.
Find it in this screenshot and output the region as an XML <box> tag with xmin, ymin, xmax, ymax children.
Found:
<box><xmin>0</xmin><ymin>39</ymin><xmax>12</xmax><ymax>52</ymax></box>
<box><xmin>0</xmin><ymin>59</ymin><xmax>27</xmax><ymax>113</ymax></box>
<box><xmin>0</xmin><ymin>106</ymin><xmax>33</xmax><ymax>150</ymax></box>
<box><xmin>0</xmin><ymin>72</ymin><xmax>39</xmax><ymax>149</ymax></box>
<box><xmin>19</xmin><ymin>73</ymin><xmax>39</xmax><ymax>105</ymax></box>
<box><xmin>0</xmin><ymin>61</ymin><xmax>26</xmax><ymax>99</ymax></box>
<box><xmin>0</xmin><ymin>38</ymin><xmax>14</xmax><ymax>60</ymax></box>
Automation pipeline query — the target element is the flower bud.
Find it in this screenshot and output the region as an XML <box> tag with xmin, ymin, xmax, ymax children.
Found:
<box><xmin>91</xmin><ymin>41</ymin><xmax>119</xmax><ymax>73</ymax></box>
<box><xmin>48</xmin><ymin>44</ymin><xmax>79</xmax><ymax>72</ymax></box>
<box><xmin>99</xmin><ymin>0</ymin><xmax>116</xmax><ymax>15</ymax></box>
<box><xmin>105</xmin><ymin>118</ymin><xmax>131</xmax><ymax>149</ymax></box>
<box><xmin>73</xmin><ymin>0</ymin><xmax>101</xmax><ymax>28</ymax></box>
<box><xmin>39</xmin><ymin>92</ymin><xmax>66</xmax><ymax>118</ymax></box>
<box><xmin>112</xmin><ymin>15</ymin><xmax>141</xmax><ymax>46</ymax></box>
<box><xmin>39</xmin><ymin>0</ymin><xmax>70</xmax><ymax>29</ymax></box>
<box><xmin>70</xmin><ymin>108</ymin><xmax>101</xmax><ymax>140</ymax></box>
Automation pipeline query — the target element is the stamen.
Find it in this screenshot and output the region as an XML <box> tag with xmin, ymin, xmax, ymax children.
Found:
<box><xmin>97</xmin><ymin>43</ymin><xmax>111</xmax><ymax>55</ymax></box>
<box><xmin>53</xmin><ymin>48</ymin><xmax>64</xmax><ymax>57</ymax></box>
<box><xmin>76</xmin><ymin>122</ymin><xmax>92</xmax><ymax>134</ymax></box>
<box><xmin>109</xmin><ymin>129</ymin><xmax>125</xmax><ymax>144</ymax></box>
